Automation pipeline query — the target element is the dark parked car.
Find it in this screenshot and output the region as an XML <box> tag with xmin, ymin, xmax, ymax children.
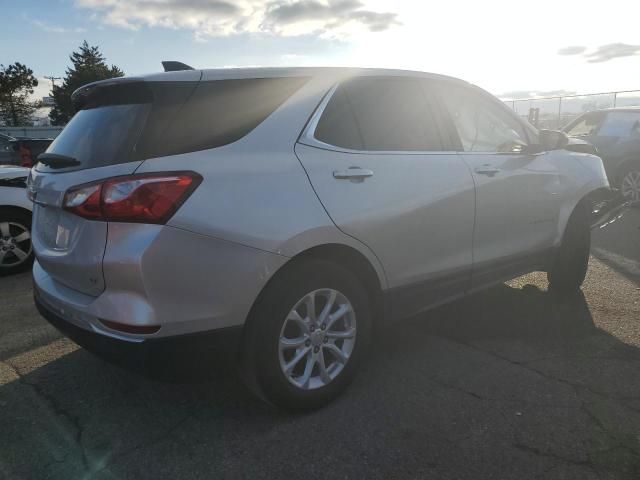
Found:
<box><xmin>0</xmin><ymin>133</ymin><xmax>54</xmax><ymax>167</ymax></box>
<box><xmin>11</xmin><ymin>138</ymin><xmax>54</xmax><ymax>167</ymax></box>
<box><xmin>563</xmin><ymin>108</ymin><xmax>640</xmax><ymax>202</ymax></box>
<box><xmin>0</xmin><ymin>133</ymin><xmax>15</xmax><ymax>165</ymax></box>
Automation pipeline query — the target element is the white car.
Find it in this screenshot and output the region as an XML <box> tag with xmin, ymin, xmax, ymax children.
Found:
<box><xmin>0</xmin><ymin>166</ymin><xmax>33</xmax><ymax>275</ymax></box>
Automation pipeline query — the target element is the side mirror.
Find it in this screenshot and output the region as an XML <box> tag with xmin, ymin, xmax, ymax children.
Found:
<box><xmin>539</xmin><ymin>129</ymin><xmax>569</xmax><ymax>151</ymax></box>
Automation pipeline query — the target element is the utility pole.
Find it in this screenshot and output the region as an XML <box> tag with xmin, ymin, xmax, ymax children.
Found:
<box><xmin>44</xmin><ymin>75</ymin><xmax>61</xmax><ymax>91</ymax></box>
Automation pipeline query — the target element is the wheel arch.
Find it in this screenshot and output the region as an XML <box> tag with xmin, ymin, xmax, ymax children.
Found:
<box><xmin>0</xmin><ymin>205</ymin><xmax>33</xmax><ymax>221</ymax></box>
<box><xmin>555</xmin><ymin>188</ymin><xmax>604</xmax><ymax>246</ymax></box>
<box><xmin>248</xmin><ymin>243</ymin><xmax>385</xmax><ymax>325</ymax></box>
<box><xmin>238</xmin><ymin>242</ymin><xmax>386</xmax><ymax>395</ymax></box>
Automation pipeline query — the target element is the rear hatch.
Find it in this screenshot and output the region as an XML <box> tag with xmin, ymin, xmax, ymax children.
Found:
<box><xmin>31</xmin><ymin>72</ymin><xmax>201</xmax><ymax>296</ymax></box>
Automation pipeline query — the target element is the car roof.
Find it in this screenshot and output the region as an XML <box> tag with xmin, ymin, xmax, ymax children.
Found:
<box><xmin>201</xmin><ymin>66</ymin><xmax>464</xmax><ymax>81</ymax></box>
<box><xmin>106</xmin><ymin>66</ymin><xmax>471</xmax><ymax>86</ymax></box>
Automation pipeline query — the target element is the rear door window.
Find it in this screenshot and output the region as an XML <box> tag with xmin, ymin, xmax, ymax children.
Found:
<box><xmin>315</xmin><ymin>77</ymin><xmax>445</xmax><ymax>151</ymax></box>
<box><xmin>148</xmin><ymin>77</ymin><xmax>308</xmax><ymax>158</ymax></box>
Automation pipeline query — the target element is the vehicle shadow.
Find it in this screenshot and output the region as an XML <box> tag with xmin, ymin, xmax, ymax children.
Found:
<box><xmin>2</xmin><ymin>279</ymin><xmax>640</xmax><ymax>479</ymax></box>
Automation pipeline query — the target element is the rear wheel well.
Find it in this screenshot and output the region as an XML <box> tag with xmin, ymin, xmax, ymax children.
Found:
<box><xmin>239</xmin><ymin>244</ymin><xmax>385</xmax><ymax>395</ymax></box>
<box><xmin>292</xmin><ymin>244</ymin><xmax>383</xmax><ymax>309</ymax></box>
<box><xmin>0</xmin><ymin>206</ymin><xmax>32</xmax><ymax>222</ymax></box>
<box><xmin>244</xmin><ymin>243</ymin><xmax>384</xmax><ymax>338</ymax></box>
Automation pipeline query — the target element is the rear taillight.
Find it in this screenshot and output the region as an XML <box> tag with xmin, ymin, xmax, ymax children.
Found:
<box><xmin>63</xmin><ymin>172</ymin><xmax>201</xmax><ymax>223</ymax></box>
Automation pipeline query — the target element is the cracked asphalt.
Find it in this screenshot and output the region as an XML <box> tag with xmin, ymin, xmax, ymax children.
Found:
<box><xmin>1</xmin><ymin>213</ymin><xmax>640</xmax><ymax>479</ymax></box>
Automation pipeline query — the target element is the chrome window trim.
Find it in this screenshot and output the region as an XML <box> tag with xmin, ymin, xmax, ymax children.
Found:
<box><xmin>298</xmin><ymin>82</ymin><xmax>458</xmax><ymax>156</ymax></box>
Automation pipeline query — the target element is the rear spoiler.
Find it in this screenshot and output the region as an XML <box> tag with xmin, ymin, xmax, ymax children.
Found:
<box><xmin>71</xmin><ymin>78</ymin><xmax>153</xmax><ymax>110</ymax></box>
<box><xmin>162</xmin><ymin>61</ymin><xmax>194</xmax><ymax>72</ymax></box>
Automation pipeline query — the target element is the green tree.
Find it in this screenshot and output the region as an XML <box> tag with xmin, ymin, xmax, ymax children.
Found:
<box><xmin>0</xmin><ymin>62</ymin><xmax>39</xmax><ymax>126</ymax></box>
<box><xmin>50</xmin><ymin>41</ymin><xmax>123</xmax><ymax>125</ymax></box>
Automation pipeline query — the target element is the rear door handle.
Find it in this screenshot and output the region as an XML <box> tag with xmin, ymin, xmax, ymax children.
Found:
<box><xmin>474</xmin><ymin>166</ymin><xmax>501</xmax><ymax>176</ymax></box>
<box><xmin>333</xmin><ymin>167</ymin><xmax>374</xmax><ymax>181</ymax></box>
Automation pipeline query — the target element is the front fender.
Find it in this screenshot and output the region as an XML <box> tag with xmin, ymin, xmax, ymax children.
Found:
<box><xmin>554</xmin><ymin>153</ymin><xmax>609</xmax><ymax>244</ymax></box>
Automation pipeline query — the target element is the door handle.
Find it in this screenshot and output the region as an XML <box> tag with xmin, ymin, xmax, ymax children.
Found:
<box><xmin>333</xmin><ymin>167</ymin><xmax>374</xmax><ymax>181</ymax></box>
<box><xmin>474</xmin><ymin>166</ymin><xmax>501</xmax><ymax>176</ymax></box>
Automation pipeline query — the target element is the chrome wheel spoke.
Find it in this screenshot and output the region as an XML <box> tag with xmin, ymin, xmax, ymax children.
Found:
<box><xmin>304</xmin><ymin>293</ymin><xmax>317</xmax><ymax>324</ymax></box>
<box><xmin>326</xmin><ymin>327</ymin><xmax>356</xmax><ymax>340</ymax></box>
<box><xmin>326</xmin><ymin>303</ymin><xmax>351</xmax><ymax>330</ymax></box>
<box><xmin>12</xmin><ymin>247</ymin><xmax>28</xmax><ymax>261</ymax></box>
<box><xmin>325</xmin><ymin>343</ymin><xmax>348</xmax><ymax>364</ymax></box>
<box><xmin>317</xmin><ymin>352</ymin><xmax>331</xmax><ymax>384</ymax></box>
<box><xmin>279</xmin><ymin>335</ymin><xmax>308</xmax><ymax>348</ymax></box>
<box><xmin>298</xmin><ymin>355</ymin><xmax>316</xmax><ymax>388</ymax></box>
<box><xmin>13</xmin><ymin>231</ymin><xmax>30</xmax><ymax>243</ymax></box>
<box><xmin>287</xmin><ymin>310</ymin><xmax>310</xmax><ymax>334</ymax></box>
<box><xmin>0</xmin><ymin>222</ymin><xmax>9</xmax><ymax>238</ymax></box>
<box><xmin>284</xmin><ymin>347</ymin><xmax>311</xmax><ymax>375</ymax></box>
<box><xmin>317</xmin><ymin>290</ymin><xmax>337</xmax><ymax>325</ymax></box>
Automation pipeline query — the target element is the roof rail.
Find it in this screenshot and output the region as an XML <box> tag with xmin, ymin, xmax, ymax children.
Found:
<box><xmin>161</xmin><ymin>61</ymin><xmax>195</xmax><ymax>72</ymax></box>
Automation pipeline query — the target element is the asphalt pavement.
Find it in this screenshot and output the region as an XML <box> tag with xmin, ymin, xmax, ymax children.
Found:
<box><xmin>1</xmin><ymin>212</ymin><xmax>640</xmax><ymax>479</ymax></box>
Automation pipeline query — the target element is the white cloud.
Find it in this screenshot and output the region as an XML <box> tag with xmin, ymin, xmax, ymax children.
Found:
<box><xmin>31</xmin><ymin>19</ymin><xmax>87</xmax><ymax>34</ymax></box>
<box><xmin>74</xmin><ymin>0</ymin><xmax>399</xmax><ymax>38</ymax></box>
<box><xmin>557</xmin><ymin>43</ymin><xmax>640</xmax><ymax>64</ymax></box>
<box><xmin>557</xmin><ymin>46</ymin><xmax>586</xmax><ymax>56</ymax></box>
<box><xmin>585</xmin><ymin>43</ymin><xmax>640</xmax><ymax>63</ymax></box>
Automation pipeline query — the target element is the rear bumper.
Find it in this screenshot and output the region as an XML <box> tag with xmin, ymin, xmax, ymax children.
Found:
<box><xmin>32</xmin><ymin>224</ymin><xmax>289</xmax><ymax>341</ymax></box>
<box><xmin>35</xmin><ymin>289</ymin><xmax>244</xmax><ymax>371</ymax></box>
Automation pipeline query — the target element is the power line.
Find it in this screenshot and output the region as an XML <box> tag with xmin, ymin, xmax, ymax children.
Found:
<box><xmin>44</xmin><ymin>76</ymin><xmax>61</xmax><ymax>90</ymax></box>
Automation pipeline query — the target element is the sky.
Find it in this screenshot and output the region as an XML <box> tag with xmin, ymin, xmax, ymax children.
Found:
<box><xmin>1</xmin><ymin>0</ymin><xmax>640</xmax><ymax>101</ymax></box>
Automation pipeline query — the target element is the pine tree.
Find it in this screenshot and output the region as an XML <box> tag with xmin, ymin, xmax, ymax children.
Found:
<box><xmin>0</xmin><ymin>62</ymin><xmax>39</xmax><ymax>126</ymax></box>
<box><xmin>49</xmin><ymin>41</ymin><xmax>124</xmax><ymax>125</ymax></box>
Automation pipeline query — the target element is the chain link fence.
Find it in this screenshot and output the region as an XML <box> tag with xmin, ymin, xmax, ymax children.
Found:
<box><xmin>505</xmin><ymin>90</ymin><xmax>640</xmax><ymax>130</ymax></box>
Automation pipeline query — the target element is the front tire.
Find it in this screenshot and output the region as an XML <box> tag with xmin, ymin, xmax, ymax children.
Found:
<box><xmin>242</xmin><ymin>259</ymin><xmax>371</xmax><ymax>411</ymax></box>
<box><xmin>0</xmin><ymin>209</ymin><xmax>33</xmax><ymax>276</ymax></box>
<box><xmin>547</xmin><ymin>202</ymin><xmax>591</xmax><ymax>294</ymax></box>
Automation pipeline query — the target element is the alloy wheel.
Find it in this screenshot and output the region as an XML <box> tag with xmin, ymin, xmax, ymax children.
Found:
<box><xmin>278</xmin><ymin>288</ymin><xmax>357</xmax><ymax>390</ymax></box>
<box><xmin>0</xmin><ymin>221</ymin><xmax>32</xmax><ymax>269</ymax></box>
<box><xmin>621</xmin><ymin>169</ymin><xmax>640</xmax><ymax>203</ymax></box>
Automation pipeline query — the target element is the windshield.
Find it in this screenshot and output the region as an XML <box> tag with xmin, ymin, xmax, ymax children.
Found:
<box><xmin>565</xmin><ymin>111</ymin><xmax>605</xmax><ymax>137</ymax></box>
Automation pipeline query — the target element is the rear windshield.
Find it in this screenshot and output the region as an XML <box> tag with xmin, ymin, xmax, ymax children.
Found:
<box><xmin>45</xmin><ymin>104</ymin><xmax>150</xmax><ymax>170</ymax></box>
<box><xmin>41</xmin><ymin>77</ymin><xmax>308</xmax><ymax>171</ymax></box>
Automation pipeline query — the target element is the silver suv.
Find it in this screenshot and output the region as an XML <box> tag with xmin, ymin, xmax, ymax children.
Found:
<box><xmin>30</xmin><ymin>67</ymin><xmax>609</xmax><ymax>410</ymax></box>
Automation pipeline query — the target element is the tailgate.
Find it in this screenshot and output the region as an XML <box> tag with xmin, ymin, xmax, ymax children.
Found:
<box><xmin>31</xmin><ymin>163</ymin><xmax>142</xmax><ymax>296</ymax></box>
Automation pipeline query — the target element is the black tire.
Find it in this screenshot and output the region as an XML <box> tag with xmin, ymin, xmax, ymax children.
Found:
<box><xmin>547</xmin><ymin>201</ymin><xmax>590</xmax><ymax>294</ymax></box>
<box><xmin>241</xmin><ymin>259</ymin><xmax>372</xmax><ymax>411</ymax></box>
<box><xmin>0</xmin><ymin>208</ymin><xmax>34</xmax><ymax>277</ymax></box>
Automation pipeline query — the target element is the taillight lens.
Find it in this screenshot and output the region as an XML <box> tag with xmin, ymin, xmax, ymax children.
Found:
<box><xmin>63</xmin><ymin>172</ymin><xmax>201</xmax><ymax>223</ymax></box>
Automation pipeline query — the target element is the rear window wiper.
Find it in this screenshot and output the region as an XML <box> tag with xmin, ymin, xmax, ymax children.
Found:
<box><xmin>37</xmin><ymin>153</ymin><xmax>81</xmax><ymax>169</ymax></box>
